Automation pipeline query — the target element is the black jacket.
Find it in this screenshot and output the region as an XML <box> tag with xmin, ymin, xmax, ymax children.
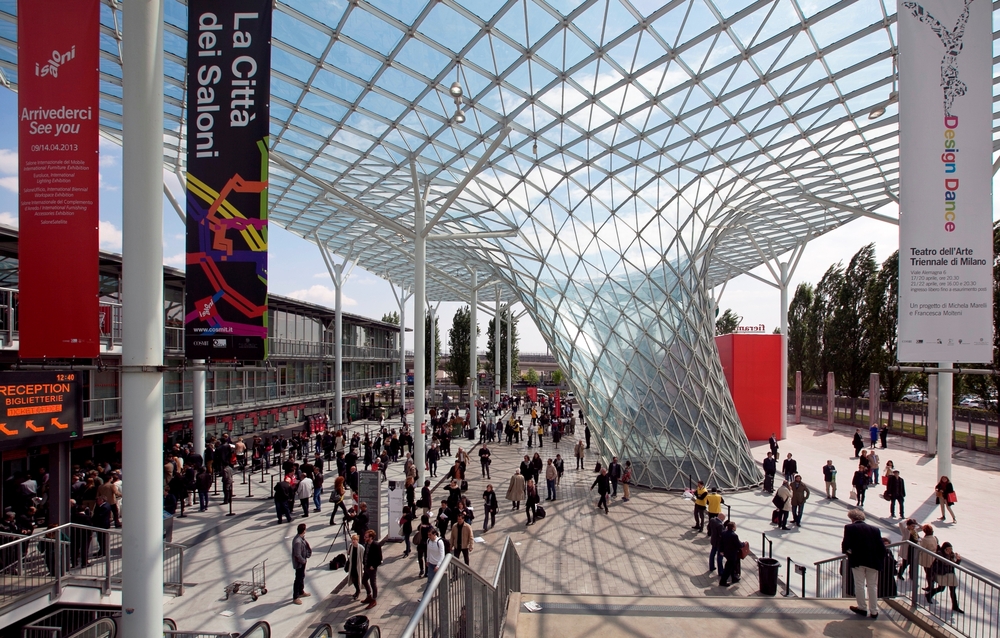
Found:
<box><xmin>708</xmin><ymin>516</ymin><xmax>725</xmax><ymax>548</ymax></box>
<box><xmin>483</xmin><ymin>490</ymin><xmax>499</xmax><ymax>513</ymax></box>
<box><xmin>363</xmin><ymin>541</ymin><xmax>383</xmax><ymax>569</ymax></box>
<box><xmin>841</xmin><ymin>521</ymin><xmax>885</xmax><ymax>569</ymax></box>
<box><xmin>887</xmin><ymin>475</ymin><xmax>905</xmax><ymax>498</ymax></box>
<box><xmin>720</xmin><ymin>529</ymin><xmax>742</xmax><ymax>559</ymax></box>
<box><xmin>591</xmin><ymin>474</ymin><xmax>611</xmax><ymax>495</ymax></box>
<box><xmin>763</xmin><ymin>457</ymin><xmax>777</xmax><ymax>475</ymax></box>
<box><xmin>781</xmin><ymin>458</ymin><xmax>797</xmax><ymax>475</ymax></box>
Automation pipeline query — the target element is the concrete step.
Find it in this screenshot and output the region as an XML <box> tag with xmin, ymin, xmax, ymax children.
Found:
<box><xmin>512</xmin><ymin>594</ymin><xmax>943</xmax><ymax>638</ymax></box>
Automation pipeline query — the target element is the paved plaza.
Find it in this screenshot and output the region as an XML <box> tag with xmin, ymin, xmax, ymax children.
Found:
<box><xmin>158</xmin><ymin>412</ymin><xmax>1000</xmax><ymax>637</ymax></box>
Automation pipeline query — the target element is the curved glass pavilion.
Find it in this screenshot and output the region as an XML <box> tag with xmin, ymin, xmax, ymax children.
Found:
<box><xmin>3</xmin><ymin>0</ymin><xmax>995</xmax><ymax>489</ymax></box>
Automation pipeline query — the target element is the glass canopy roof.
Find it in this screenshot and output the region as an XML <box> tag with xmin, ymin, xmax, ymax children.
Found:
<box><xmin>3</xmin><ymin>0</ymin><xmax>986</xmax><ymax>305</ymax></box>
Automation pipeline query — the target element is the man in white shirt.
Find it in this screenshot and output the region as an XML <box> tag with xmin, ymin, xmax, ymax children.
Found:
<box><xmin>295</xmin><ymin>474</ymin><xmax>314</xmax><ymax>518</ymax></box>
<box><xmin>425</xmin><ymin>527</ymin><xmax>445</xmax><ymax>583</ymax></box>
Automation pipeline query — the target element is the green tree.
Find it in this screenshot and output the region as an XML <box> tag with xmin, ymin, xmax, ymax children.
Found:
<box><xmin>787</xmin><ymin>282</ymin><xmax>818</xmax><ymax>391</ymax></box>
<box><xmin>715</xmin><ymin>308</ymin><xmax>741</xmax><ymax>335</ymax></box>
<box><xmin>868</xmin><ymin>250</ymin><xmax>917</xmax><ymax>402</ymax></box>
<box><xmin>965</xmin><ymin>222</ymin><xmax>1000</xmax><ymax>411</ymax></box>
<box><xmin>523</xmin><ymin>368</ymin><xmax>540</xmax><ymax>385</ymax></box>
<box><xmin>424</xmin><ymin>311</ymin><xmax>441</xmax><ymax>385</ymax></box>
<box><xmin>551</xmin><ymin>369</ymin><xmax>564</xmax><ymax>385</ymax></box>
<box><xmin>813</xmin><ymin>261</ymin><xmax>844</xmax><ymax>394</ymax></box>
<box><xmin>381</xmin><ymin>311</ymin><xmax>399</xmax><ymax>325</ymax></box>
<box><xmin>486</xmin><ymin>308</ymin><xmax>520</xmax><ymax>389</ymax></box>
<box><xmin>447</xmin><ymin>306</ymin><xmax>478</xmax><ymax>400</ymax></box>
<box><xmin>829</xmin><ymin>244</ymin><xmax>879</xmax><ymax>401</ymax></box>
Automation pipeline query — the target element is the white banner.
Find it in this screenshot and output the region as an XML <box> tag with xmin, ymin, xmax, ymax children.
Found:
<box><xmin>898</xmin><ymin>0</ymin><xmax>993</xmax><ymax>363</ymax></box>
<box><xmin>387</xmin><ymin>480</ymin><xmax>404</xmax><ymax>541</ymax></box>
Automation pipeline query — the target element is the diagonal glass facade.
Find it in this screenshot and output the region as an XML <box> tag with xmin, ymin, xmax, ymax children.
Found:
<box><xmin>2</xmin><ymin>0</ymin><xmax>998</xmax><ymax>488</ymax></box>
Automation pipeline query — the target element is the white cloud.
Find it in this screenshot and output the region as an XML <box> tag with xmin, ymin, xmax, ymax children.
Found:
<box><xmin>0</xmin><ymin>149</ymin><xmax>15</xmax><ymax>175</ymax></box>
<box><xmin>164</xmin><ymin>252</ymin><xmax>185</xmax><ymax>267</ymax></box>
<box><xmin>312</xmin><ymin>272</ymin><xmax>330</xmax><ymax>279</ymax></box>
<box><xmin>98</xmin><ymin>171</ymin><xmax>118</xmax><ymax>192</ymax></box>
<box><xmin>99</xmin><ymin>154</ymin><xmax>116</xmax><ymax>168</ymax></box>
<box><xmin>286</xmin><ymin>284</ymin><xmax>357</xmax><ymax>307</ymax></box>
<box><xmin>99</xmin><ymin>220</ymin><xmax>122</xmax><ymax>251</ymax></box>
<box><xmin>0</xmin><ymin>212</ymin><xmax>17</xmax><ymax>228</ymax></box>
<box><xmin>0</xmin><ymin>176</ymin><xmax>16</xmax><ymax>193</ymax></box>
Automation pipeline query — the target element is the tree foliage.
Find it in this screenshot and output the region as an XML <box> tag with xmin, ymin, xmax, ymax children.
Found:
<box><xmin>551</xmin><ymin>369</ymin><xmax>564</xmax><ymax>385</ymax></box>
<box><xmin>715</xmin><ymin>308</ymin><xmax>741</xmax><ymax>335</ymax></box>
<box><xmin>523</xmin><ymin>368</ymin><xmax>540</xmax><ymax>385</ymax></box>
<box><xmin>787</xmin><ymin>283</ymin><xmax>818</xmax><ymax>391</ymax></box>
<box><xmin>485</xmin><ymin>308</ymin><xmax>520</xmax><ymax>388</ymax></box>
<box><xmin>381</xmin><ymin>311</ymin><xmax>399</xmax><ymax>325</ymax></box>
<box><xmin>447</xmin><ymin>306</ymin><xmax>479</xmax><ymax>397</ymax></box>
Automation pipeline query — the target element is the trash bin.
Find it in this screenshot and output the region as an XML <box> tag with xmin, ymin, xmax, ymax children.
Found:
<box><xmin>344</xmin><ymin>615</ymin><xmax>369</xmax><ymax>638</ymax></box>
<box><xmin>758</xmin><ymin>557</ymin><xmax>780</xmax><ymax>596</ymax></box>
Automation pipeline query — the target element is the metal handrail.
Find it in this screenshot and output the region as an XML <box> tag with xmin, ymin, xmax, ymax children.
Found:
<box><xmin>400</xmin><ymin>552</ymin><xmax>455</xmax><ymax>638</ymax></box>
<box><xmin>362</xmin><ymin>626</ymin><xmax>382</xmax><ymax>638</ymax></box>
<box><xmin>237</xmin><ymin>621</ymin><xmax>270</xmax><ymax>638</ymax></box>
<box><xmin>66</xmin><ymin>618</ymin><xmax>118</xmax><ymax>638</ymax></box>
<box><xmin>814</xmin><ymin>540</ymin><xmax>1000</xmax><ymax>638</ymax></box>
<box><xmin>306</xmin><ymin>624</ymin><xmax>334</xmax><ymax>638</ymax></box>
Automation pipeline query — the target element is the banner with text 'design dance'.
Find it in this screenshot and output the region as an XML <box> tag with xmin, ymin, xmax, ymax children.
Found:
<box><xmin>897</xmin><ymin>0</ymin><xmax>993</xmax><ymax>363</ymax></box>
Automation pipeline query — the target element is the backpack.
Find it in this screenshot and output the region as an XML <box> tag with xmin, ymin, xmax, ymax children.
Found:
<box><xmin>442</xmin><ymin>538</ymin><xmax>452</xmax><ymax>554</ymax></box>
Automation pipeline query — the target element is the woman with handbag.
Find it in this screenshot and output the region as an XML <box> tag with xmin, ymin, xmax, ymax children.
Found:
<box><xmin>918</xmin><ymin>524</ymin><xmax>939</xmax><ymax>592</ymax></box>
<box><xmin>926</xmin><ymin>542</ymin><xmax>963</xmax><ymax>613</ymax></box>
<box><xmin>934</xmin><ymin>476</ymin><xmax>957</xmax><ymax>523</ymax></box>
<box><xmin>328</xmin><ymin>476</ymin><xmax>349</xmax><ymax>526</ymax></box>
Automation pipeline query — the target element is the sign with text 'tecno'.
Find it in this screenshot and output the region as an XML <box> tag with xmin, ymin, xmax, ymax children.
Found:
<box><xmin>0</xmin><ymin>371</ymin><xmax>83</xmax><ymax>450</ymax></box>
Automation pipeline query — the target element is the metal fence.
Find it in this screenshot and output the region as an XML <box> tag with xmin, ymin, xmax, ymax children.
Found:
<box><xmin>814</xmin><ymin>540</ymin><xmax>1000</xmax><ymax>638</ymax></box>
<box><xmin>795</xmin><ymin>392</ymin><xmax>1000</xmax><ymax>451</ymax></box>
<box><xmin>0</xmin><ymin>523</ymin><xmax>185</xmax><ymax>616</ymax></box>
<box><xmin>21</xmin><ymin>606</ymin><xmax>119</xmax><ymax>638</ymax></box>
<box><xmin>400</xmin><ymin>536</ymin><xmax>521</xmax><ymax>638</ymax></box>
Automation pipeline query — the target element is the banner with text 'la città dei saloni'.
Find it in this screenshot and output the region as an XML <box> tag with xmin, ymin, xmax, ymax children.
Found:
<box><xmin>897</xmin><ymin>0</ymin><xmax>993</xmax><ymax>363</ymax></box>
<box><xmin>184</xmin><ymin>0</ymin><xmax>272</xmax><ymax>361</ymax></box>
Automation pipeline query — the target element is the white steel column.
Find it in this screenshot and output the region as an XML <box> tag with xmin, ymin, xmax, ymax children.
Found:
<box><xmin>506</xmin><ymin>306</ymin><xmax>513</xmax><ymax>397</ymax></box>
<box><xmin>412</xmin><ymin>161</ymin><xmax>427</xmax><ymax>487</ymax></box>
<box><xmin>469</xmin><ymin>270</ymin><xmax>478</xmax><ymax>436</ymax></box>
<box><xmin>779</xmin><ymin>261</ymin><xmax>789</xmax><ymax>440</ymax></box>
<box><xmin>193</xmin><ymin>360</ymin><xmax>206</xmax><ymax>460</ymax></box>
<box><xmin>392</xmin><ymin>287</ymin><xmax>410</xmax><ymax>415</ymax></box>
<box><xmin>334</xmin><ymin>264</ymin><xmax>344</xmax><ymax>427</ymax></box>
<box><xmin>429</xmin><ymin>303</ymin><xmax>439</xmax><ymax>406</ymax></box>
<box><xmin>927</xmin><ymin>375</ymin><xmax>938</xmax><ymax>456</ymax></box>
<box><xmin>121</xmin><ymin>0</ymin><xmax>164</xmax><ymax>633</ymax></box>
<box><xmin>494</xmin><ymin>288</ymin><xmax>500</xmax><ymax>404</ymax></box>
<box><xmin>937</xmin><ymin>363</ymin><xmax>953</xmax><ymax>479</ymax></box>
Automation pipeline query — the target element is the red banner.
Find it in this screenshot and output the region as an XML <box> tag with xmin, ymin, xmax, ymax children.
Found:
<box><xmin>554</xmin><ymin>389</ymin><xmax>561</xmax><ymax>418</ymax></box>
<box><xmin>17</xmin><ymin>0</ymin><xmax>100</xmax><ymax>358</ymax></box>
<box><xmin>526</xmin><ymin>387</ymin><xmax>537</xmax><ymax>402</ymax></box>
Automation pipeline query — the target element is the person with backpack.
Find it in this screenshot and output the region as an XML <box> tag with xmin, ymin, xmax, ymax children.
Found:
<box><xmin>525</xmin><ymin>479</ymin><xmax>540</xmax><ymax>526</ymax></box>
<box><xmin>424</xmin><ymin>527</ymin><xmax>446</xmax><ymax>583</ymax></box>
<box><xmin>399</xmin><ymin>506</ymin><xmax>415</xmax><ymax>558</ymax></box>
<box><xmin>273</xmin><ymin>476</ymin><xmax>294</xmax><ymax>524</ymax></box>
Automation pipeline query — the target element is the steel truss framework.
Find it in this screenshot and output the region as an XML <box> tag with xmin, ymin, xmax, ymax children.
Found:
<box><xmin>3</xmin><ymin>0</ymin><xmax>999</xmax><ymax>489</ymax></box>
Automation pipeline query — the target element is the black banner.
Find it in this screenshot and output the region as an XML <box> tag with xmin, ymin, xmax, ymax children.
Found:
<box><xmin>0</xmin><ymin>371</ymin><xmax>83</xmax><ymax>451</ymax></box>
<box><xmin>184</xmin><ymin>1</ymin><xmax>272</xmax><ymax>360</ymax></box>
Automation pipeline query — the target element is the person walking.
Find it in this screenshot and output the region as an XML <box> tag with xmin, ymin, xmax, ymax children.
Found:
<box><xmin>414</xmin><ymin>513</ymin><xmax>434</xmax><ymax>577</ymax></box>
<box><xmin>918</xmin><ymin>524</ymin><xmax>939</xmax><ymax>593</ymax></box>
<box><xmin>708</xmin><ymin>512</ymin><xmax>726</xmax><ymax>573</ymax></box>
<box><xmin>545</xmin><ymin>459</ymin><xmax>558</xmax><ymax>501</ymax></box>
<box><xmin>790</xmin><ymin>475</ymin><xmax>810</xmax><ymax>527</ymax></box>
<box><xmin>852</xmin><ymin>463</ymin><xmax>869</xmax><ymax>508</ymax></box>
<box><xmin>718</xmin><ymin>520</ymin><xmax>742</xmax><ymax>586</ymax></box>
<box><xmin>450</xmin><ymin>512</ymin><xmax>474</xmax><ymax>564</ymax></box>
<box><xmin>554</xmin><ymin>454</ymin><xmax>565</xmax><ymax>485</ymax></box>
<box><xmin>926</xmin><ymin>542</ymin><xmax>964</xmax><ymax>613</ymax></box>
<box><xmin>584</xmin><ymin>424</ymin><xmax>591</xmax><ymax>449</ymax></box>
<box><xmin>590</xmin><ymin>468</ymin><xmax>611</xmax><ymax>514</ymax></box>
<box><xmin>479</xmin><ymin>444</ymin><xmax>492</xmax><ymax>479</ymax></box>
<box><xmin>291</xmin><ymin>523</ymin><xmax>312</xmax><ymax>605</ymax></box>
<box><xmin>482</xmin><ymin>484</ymin><xmax>498</xmax><ymax>531</ymax></box>
<box><xmin>398</xmin><ymin>506</ymin><xmax>415</xmax><ymax>558</ymax></box>
<box><xmin>762</xmin><ymin>452</ymin><xmax>777</xmax><ymax>494</ymax></box>
<box><xmin>608</xmin><ymin>457</ymin><xmax>622</xmax><ymax>498</ymax></box>
<box><xmin>574</xmin><ymin>439</ymin><xmax>586</xmax><ymax>470</ymax></box>
<box><xmin>692</xmin><ymin>481</ymin><xmax>708</xmax><ymax>532</ymax></box>
<box><xmin>774</xmin><ymin>481</ymin><xmax>792</xmax><ymax>530</ymax></box>
<box><xmin>311</xmin><ymin>466</ymin><xmax>323</xmax><ymax>513</ymax></box>
<box><xmin>887</xmin><ymin>470</ymin><xmax>906</xmax><ymax>518</ymax></box>
<box><xmin>506</xmin><ymin>469</ymin><xmax>526</xmax><ymax>511</ymax></box>
<box><xmin>525</xmin><ymin>479</ymin><xmax>539</xmax><ymax>525</ymax></box>
<box><xmin>853</xmin><ymin>429</ymin><xmax>864</xmax><ymax>458</ymax></box>
<box><xmin>424</xmin><ymin>528</ymin><xmax>445</xmax><ymax>583</ymax></box>
<box><xmin>934</xmin><ymin>476</ymin><xmax>957</xmax><ymax>523</ymax></box>
<box><xmin>361</xmin><ymin>528</ymin><xmax>382</xmax><ymax>609</ymax></box>
<box><xmin>296</xmin><ymin>471</ymin><xmax>314</xmax><ymax>518</ymax></box>
<box><xmin>822</xmin><ymin>460</ymin><xmax>837</xmax><ymax>499</ymax></box>
<box><xmin>841</xmin><ymin>508</ymin><xmax>885</xmax><ymax>618</ymax></box>
<box><xmin>346</xmin><ymin>533</ymin><xmax>364</xmax><ymax>600</ymax></box>
<box><xmin>782</xmin><ymin>453</ymin><xmax>797</xmax><ymax>484</ymax></box>
<box><xmin>621</xmin><ymin>461</ymin><xmax>633</xmax><ymax>502</ymax></box>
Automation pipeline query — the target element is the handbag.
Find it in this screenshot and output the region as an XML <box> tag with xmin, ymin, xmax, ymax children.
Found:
<box><xmin>460</xmin><ymin>480</ymin><xmax>469</xmax><ymax>492</ymax></box>
<box><xmin>849</xmin><ymin>489</ymin><xmax>858</xmax><ymax>500</ymax></box>
<box><xmin>881</xmin><ymin>475</ymin><xmax>889</xmax><ymax>486</ymax></box>
<box><xmin>947</xmin><ymin>492</ymin><xmax>957</xmax><ymax>504</ymax></box>
<box><xmin>739</xmin><ymin>541</ymin><xmax>750</xmax><ymax>559</ymax></box>
<box><xmin>882</xmin><ymin>491</ymin><xmax>891</xmax><ymax>501</ymax></box>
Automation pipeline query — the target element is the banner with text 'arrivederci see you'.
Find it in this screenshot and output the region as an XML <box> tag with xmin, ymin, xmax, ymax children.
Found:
<box><xmin>897</xmin><ymin>0</ymin><xmax>993</xmax><ymax>363</ymax></box>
